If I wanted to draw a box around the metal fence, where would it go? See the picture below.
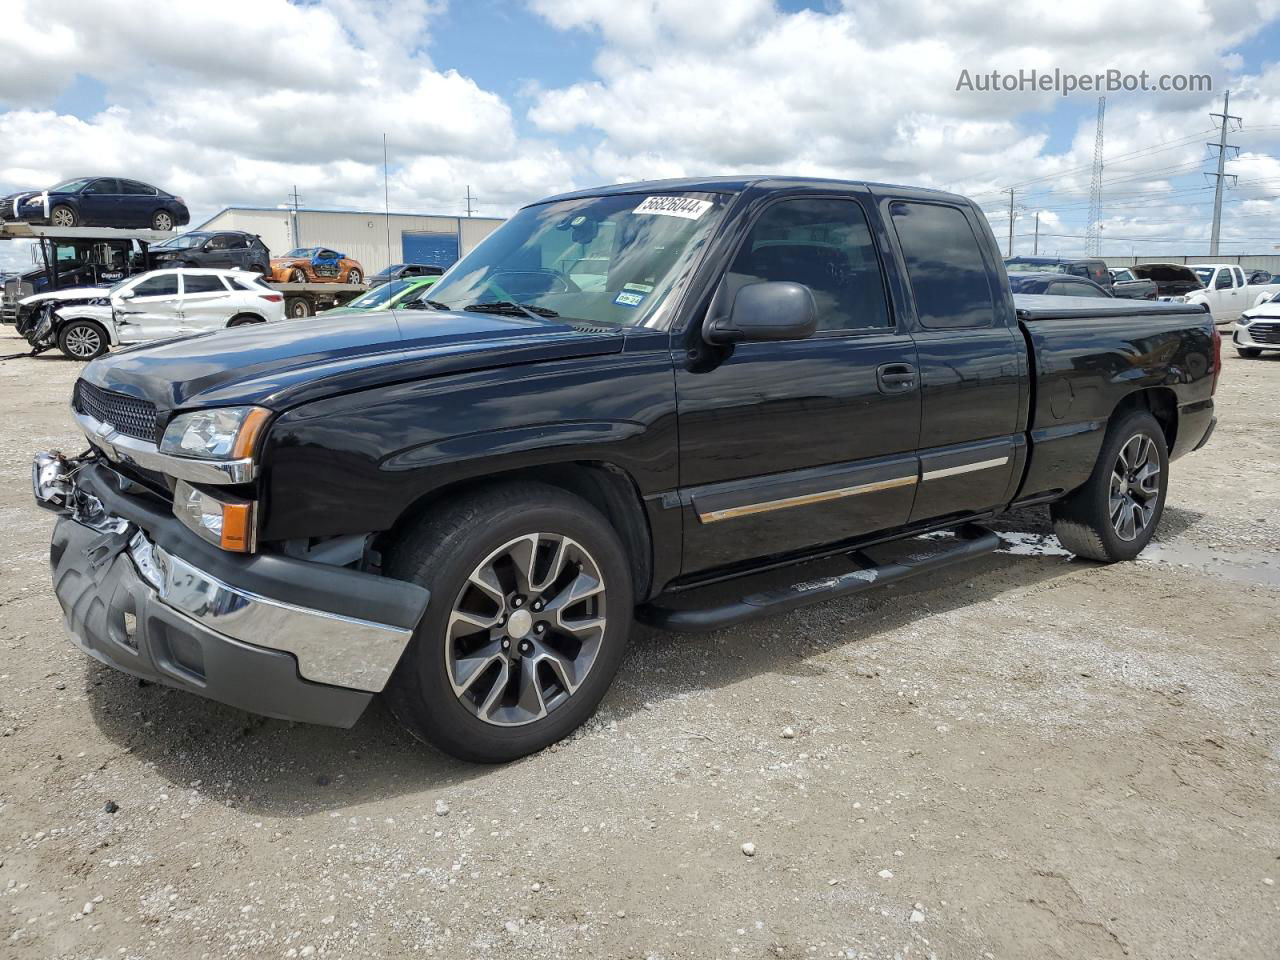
[1102,254,1280,273]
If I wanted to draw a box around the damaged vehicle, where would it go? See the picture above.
[33,177,1218,763]
[1131,262,1206,300]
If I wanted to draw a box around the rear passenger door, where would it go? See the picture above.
[119,180,157,227]
[178,274,236,332]
[886,200,1024,524]
[675,194,921,574]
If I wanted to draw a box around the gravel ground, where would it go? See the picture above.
[1,331,1277,960]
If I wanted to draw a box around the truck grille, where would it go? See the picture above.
[1248,321,1280,345]
[73,381,159,444]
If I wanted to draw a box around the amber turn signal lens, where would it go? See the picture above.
[231,407,272,460]
[219,502,254,552]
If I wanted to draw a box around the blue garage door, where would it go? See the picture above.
[402,232,460,269]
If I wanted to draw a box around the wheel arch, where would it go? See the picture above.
[380,460,655,600]
[226,312,267,327]
[55,313,116,345]
[1111,386,1177,451]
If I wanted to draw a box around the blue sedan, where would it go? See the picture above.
[1,177,190,231]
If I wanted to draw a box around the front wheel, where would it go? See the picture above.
[1051,411,1168,562]
[49,205,78,228]
[1237,347,1263,358]
[290,268,308,284]
[384,483,634,763]
[346,269,362,285]
[57,320,109,360]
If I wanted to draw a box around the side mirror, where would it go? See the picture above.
[116,288,136,300]
[703,281,817,345]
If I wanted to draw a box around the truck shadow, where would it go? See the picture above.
[82,506,1143,814]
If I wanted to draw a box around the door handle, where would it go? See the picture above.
[877,362,917,394]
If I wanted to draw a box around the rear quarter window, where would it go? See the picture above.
[890,201,996,329]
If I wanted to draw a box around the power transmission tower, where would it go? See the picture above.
[1207,90,1241,256]
[464,185,477,217]
[1085,97,1105,256]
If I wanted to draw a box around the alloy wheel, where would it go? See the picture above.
[444,533,607,727]
[153,212,173,231]
[51,208,75,228]
[64,326,101,359]
[1109,433,1161,541]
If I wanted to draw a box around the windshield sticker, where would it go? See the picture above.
[633,196,713,220]
[623,282,654,293]
[614,290,646,307]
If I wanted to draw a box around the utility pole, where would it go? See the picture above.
[287,185,302,247]
[382,134,393,271]
[464,185,476,217]
[1086,97,1105,256]
[1208,90,1241,257]
[1005,188,1015,256]
[1033,212,1040,255]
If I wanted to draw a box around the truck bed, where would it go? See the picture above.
[1013,294,1207,321]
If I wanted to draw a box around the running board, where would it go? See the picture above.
[636,524,1000,633]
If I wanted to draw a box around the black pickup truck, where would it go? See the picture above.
[33,177,1218,762]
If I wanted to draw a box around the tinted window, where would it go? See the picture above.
[1215,270,1233,289]
[183,275,225,294]
[1234,267,1246,287]
[205,235,229,250]
[223,234,248,249]
[83,179,118,195]
[227,275,264,291]
[727,197,890,331]
[120,180,155,196]
[133,274,179,296]
[1049,281,1098,298]
[890,202,995,329]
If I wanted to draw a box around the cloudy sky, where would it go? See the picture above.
[3,0,1280,271]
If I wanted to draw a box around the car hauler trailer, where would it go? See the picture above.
[267,281,369,319]
[1,222,171,323]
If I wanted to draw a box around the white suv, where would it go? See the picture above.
[19,268,286,360]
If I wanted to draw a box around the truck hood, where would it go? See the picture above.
[79,308,626,416]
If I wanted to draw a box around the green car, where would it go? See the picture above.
[321,275,439,316]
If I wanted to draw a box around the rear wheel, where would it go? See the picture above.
[227,314,265,327]
[1051,411,1168,562]
[151,210,175,231]
[1237,347,1263,358]
[49,205,78,228]
[346,268,362,285]
[57,320,108,360]
[384,483,633,763]
[284,297,312,319]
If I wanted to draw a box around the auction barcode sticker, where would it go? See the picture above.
[633,196,713,220]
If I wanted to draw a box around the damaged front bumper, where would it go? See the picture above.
[33,453,430,727]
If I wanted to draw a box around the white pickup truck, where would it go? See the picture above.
[1170,264,1280,324]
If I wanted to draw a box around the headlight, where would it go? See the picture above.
[174,480,257,552]
[1239,314,1253,325]
[159,406,270,461]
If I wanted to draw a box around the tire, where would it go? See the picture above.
[49,204,78,228]
[383,482,634,763]
[1050,411,1169,563]
[1237,347,1263,358]
[284,297,312,319]
[151,210,175,231]
[290,268,308,284]
[57,320,108,360]
[347,269,362,285]
[227,314,265,327]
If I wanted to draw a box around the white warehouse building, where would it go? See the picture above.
[195,207,505,275]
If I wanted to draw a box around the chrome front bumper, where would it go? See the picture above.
[34,453,431,721]
[126,532,413,692]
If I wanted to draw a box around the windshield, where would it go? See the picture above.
[284,248,316,257]
[344,278,415,310]
[1112,269,1134,282]
[426,192,728,329]
[154,232,211,250]
[373,264,404,278]
[48,178,92,194]
[1193,268,1214,285]
[1005,259,1066,274]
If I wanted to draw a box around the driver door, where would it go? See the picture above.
[113,272,184,342]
